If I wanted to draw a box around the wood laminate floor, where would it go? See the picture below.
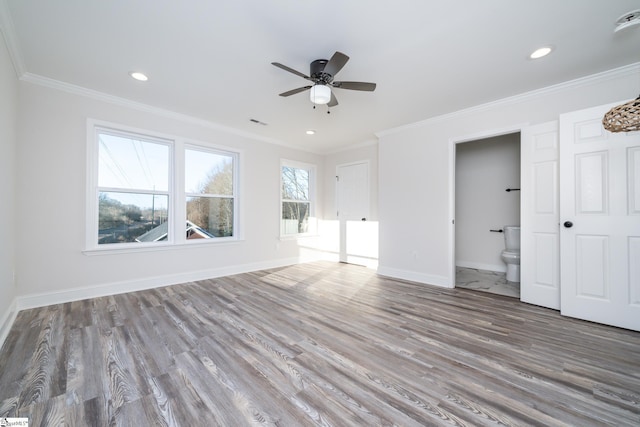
[1,261,639,426]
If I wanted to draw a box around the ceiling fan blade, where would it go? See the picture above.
[328,91,338,107]
[279,86,312,97]
[323,51,349,78]
[332,81,377,91]
[272,62,310,80]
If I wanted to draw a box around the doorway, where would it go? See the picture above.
[453,132,521,297]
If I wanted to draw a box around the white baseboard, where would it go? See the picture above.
[376,266,452,288]
[15,256,314,311]
[456,261,506,273]
[0,298,18,350]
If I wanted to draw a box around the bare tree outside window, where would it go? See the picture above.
[186,159,234,237]
[281,166,311,234]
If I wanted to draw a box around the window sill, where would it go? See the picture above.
[83,238,243,256]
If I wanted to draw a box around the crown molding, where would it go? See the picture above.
[376,62,640,138]
[19,72,324,154]
[0,1,26,78]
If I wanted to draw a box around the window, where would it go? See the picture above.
[281,161,315,236]
[185,147,235,238]
[96,130,170,245]
[88,123,239,249]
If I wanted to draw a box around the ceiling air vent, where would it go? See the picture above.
[615,9,640,32]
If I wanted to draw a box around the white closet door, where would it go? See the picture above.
[336,161,376,266]
[559,102,640,331]
[521,121,560,309]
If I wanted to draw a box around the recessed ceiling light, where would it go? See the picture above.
[129,71,148,81]
[306,130,316,135]
[529,47,553,59]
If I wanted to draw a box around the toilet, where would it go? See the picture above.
[501,226,520,282]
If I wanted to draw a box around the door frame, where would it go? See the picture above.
[448,124,528,288]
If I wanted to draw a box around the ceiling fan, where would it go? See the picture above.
[272,51,376,108]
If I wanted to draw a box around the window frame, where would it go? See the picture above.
[85,120,241,253]
[280,159,316,238]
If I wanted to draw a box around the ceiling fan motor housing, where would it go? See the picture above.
[310,59,331,82]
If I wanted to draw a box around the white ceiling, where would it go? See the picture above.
[3,1,640,153]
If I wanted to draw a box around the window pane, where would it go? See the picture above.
[282,167,309,201]
[185,149,233,195]
[98,192,169,244]
[186,197,234,237]
[98,133,169,191]
[282,201,309,234]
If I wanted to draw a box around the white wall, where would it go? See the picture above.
[377,64,640,287]
[0,29,18,339]
[14,81,326,305]
[455,133,520,272]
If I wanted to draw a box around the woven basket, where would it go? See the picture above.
[602,96,640,133]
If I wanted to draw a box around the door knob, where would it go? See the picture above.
[563,221,573,228]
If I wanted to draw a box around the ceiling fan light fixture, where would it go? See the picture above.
[310,84,331,105]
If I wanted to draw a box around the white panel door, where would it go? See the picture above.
[336,161,376,266]
[560,103,640,331]
[521,121,560,309]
